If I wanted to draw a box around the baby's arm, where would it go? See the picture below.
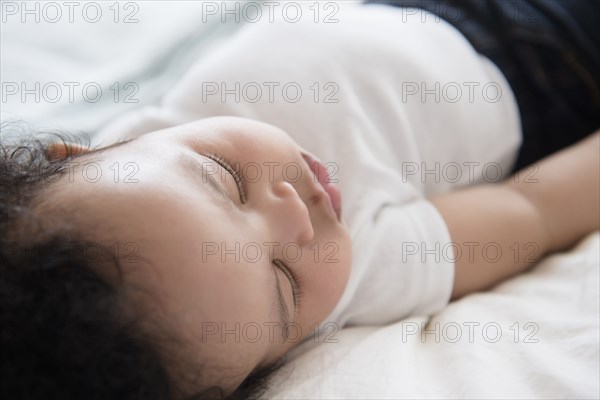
[430,131,599,300]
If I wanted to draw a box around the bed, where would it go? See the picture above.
[2,2,598,398]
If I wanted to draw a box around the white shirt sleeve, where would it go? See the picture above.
[323,199,455,328]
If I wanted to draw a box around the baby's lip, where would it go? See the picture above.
[300,151,342,222]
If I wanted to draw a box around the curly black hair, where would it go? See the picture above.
[0,121,282,400]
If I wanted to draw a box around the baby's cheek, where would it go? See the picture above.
[301,232,352,326]
[323,239,352,309]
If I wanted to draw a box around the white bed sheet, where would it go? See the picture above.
[0,1,247,133]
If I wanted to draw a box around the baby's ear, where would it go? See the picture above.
[46,142,90,161]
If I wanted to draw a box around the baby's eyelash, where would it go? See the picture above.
[273,259,304,311]
[206,152,247,204]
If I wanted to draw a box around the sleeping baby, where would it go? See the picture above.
[2,1,599,399]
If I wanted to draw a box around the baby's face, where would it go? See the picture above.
[57,116,351,394]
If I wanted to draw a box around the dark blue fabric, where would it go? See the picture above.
[364,0,600,171]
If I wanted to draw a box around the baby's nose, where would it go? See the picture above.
[269,180,314,246]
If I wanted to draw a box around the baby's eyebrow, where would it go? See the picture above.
[88,137,137,155]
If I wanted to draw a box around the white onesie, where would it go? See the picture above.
[93,3,522,332]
